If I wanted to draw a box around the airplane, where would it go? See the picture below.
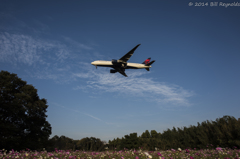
[91,44,155,77]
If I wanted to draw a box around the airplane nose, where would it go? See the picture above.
[91,61,95,65]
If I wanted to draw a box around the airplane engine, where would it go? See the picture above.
[110,69,117,73]
[122,63,127,68]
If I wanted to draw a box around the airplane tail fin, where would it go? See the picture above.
[146,60,155,66]
[143,57,155,66]
[142,58,151,65]
[144,59,155,71]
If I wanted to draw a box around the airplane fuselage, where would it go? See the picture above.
[91,60,152,69]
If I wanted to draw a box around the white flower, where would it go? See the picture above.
[144,152,152,158]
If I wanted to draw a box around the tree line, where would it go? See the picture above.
[47,115,240,151]
[108,115,240,151]
[46,136,106,152]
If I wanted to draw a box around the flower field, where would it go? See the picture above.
[1,148,240,159]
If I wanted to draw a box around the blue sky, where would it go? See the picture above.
[1,0,240,142]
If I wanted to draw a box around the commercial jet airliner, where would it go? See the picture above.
[91,44,155,77]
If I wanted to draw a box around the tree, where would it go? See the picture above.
[76,137,104,151]
[141,130,150,138]
[120,133,139,150]
[150,130,158,138]
[0,71,52,150]
[48,135,77,151]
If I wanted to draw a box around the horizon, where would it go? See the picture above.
[1,0,240,142]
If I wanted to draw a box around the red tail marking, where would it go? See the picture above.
[145,59,150,64]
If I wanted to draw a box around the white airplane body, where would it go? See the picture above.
[92,61,151,69]
[91,44,155,77]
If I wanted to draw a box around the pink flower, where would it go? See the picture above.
[157,152,162,156]
[216,147,222,151]
[135,156,139,159]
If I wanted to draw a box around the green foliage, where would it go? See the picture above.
[0,70,52,151]
[150,130,158,138]
[48,135,76,151]
[120,133,139,150]
[48,135,105,151]
[108,115,240,150]
[77,137,105,151]
[141,130,150,138]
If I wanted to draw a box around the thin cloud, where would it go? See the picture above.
[0,32,68,65]
[74,69,194,106]
[0,31,93,83]
[0,32,40,65]
[62,36,93,50]
[84,113,102,121]
[52,103,115,125]
[52,103,101,121]
[73,73,94,78]
[0,32,93,65]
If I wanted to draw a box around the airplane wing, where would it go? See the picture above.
[115,68,128,77]
[119,44,141,62]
